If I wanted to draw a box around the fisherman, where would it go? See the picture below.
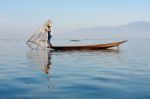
[45,24,52,48]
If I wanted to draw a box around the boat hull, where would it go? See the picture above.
[51,40,128,51]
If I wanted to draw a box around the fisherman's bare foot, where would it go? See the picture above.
[49,44,52,47]
[47,45,52,48]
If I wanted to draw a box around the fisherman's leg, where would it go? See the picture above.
[47,40,52,48]
[47,39,51,48]
[49,40,52,47]
[49,36,52,47]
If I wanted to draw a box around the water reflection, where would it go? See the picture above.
[26,49,54,90]
[26,49,52,74]
[54,48,121,54]
[44,50,52,74]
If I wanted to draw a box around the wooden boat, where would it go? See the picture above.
[51,40,128,51]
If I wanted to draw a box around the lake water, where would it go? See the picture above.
[0,39,150,99]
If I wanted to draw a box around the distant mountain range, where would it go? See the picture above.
[58,21,150,39]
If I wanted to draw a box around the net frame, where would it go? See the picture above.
[26,20,52,50]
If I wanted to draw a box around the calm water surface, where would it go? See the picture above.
[0,39,150,99]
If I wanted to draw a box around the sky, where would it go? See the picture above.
[0,0,150,39]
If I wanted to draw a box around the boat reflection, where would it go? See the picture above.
[26,49,52,74]
[54,48,121,53]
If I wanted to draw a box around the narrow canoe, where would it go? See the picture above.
[51,40,128,51]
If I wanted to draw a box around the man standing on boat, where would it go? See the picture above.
[45,24,52,48]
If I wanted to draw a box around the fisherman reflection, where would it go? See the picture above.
[44,50,52,74]
[26,49,54,90]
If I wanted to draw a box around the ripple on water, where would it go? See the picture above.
[0,40,150,99]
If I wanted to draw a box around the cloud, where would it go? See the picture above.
[0,17,11,24]
[0,17,12,38]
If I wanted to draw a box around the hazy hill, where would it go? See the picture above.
[59,21,150,39]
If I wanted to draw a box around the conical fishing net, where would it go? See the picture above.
[26,20,52,49]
